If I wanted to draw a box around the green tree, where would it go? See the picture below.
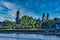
[54,18,60,23]
[41,19,55,29]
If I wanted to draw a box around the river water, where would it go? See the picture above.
[0,33,60,40]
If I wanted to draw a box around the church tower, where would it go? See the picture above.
[46,13,50,20]
[42,13,45,21]
[16,10,20,24]
[42,13,50,22]
[42,13,46,22]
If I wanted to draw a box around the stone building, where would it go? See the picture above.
[15,10,20,26]
[16,10,20,24]
[42,13,50,22]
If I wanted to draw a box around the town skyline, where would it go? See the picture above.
[0,8,59,22]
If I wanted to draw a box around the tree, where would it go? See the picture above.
[35,18,41,29]
[41,19,55,29]
[3,20,14,29]
[19,15,33,26]
[48,20,55,25]
[54,18,60,23]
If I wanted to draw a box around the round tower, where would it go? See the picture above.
[16,10,20,24]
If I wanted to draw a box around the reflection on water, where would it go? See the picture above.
[0,33,60,40]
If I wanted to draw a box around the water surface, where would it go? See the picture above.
[0,33,60,40]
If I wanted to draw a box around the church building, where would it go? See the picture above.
[42,13,50,22]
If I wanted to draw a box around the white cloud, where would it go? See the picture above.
[0,1,17,21]
[0,14,7,22]
[0,1,40,22]
[1,2,17,9]
[1,1,19,17]
[20,8,40,19]
[0,7,4,11]
[0,14,10,22]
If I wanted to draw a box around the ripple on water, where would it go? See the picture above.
[0,33,59,40]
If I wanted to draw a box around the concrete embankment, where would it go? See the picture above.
[0,29,60,35]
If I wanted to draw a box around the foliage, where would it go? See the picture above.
[54,18,60,23]
[48,20,55,25]
[0,15,59,29]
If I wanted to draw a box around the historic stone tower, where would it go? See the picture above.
[46,13,50,20]
[16,10,20,24]
[42,13,46,22]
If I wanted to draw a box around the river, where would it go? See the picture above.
[0,33,60,40]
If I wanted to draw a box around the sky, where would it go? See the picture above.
[0,0,60,22]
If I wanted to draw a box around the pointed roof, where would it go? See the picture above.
[42,13,45,17]
[47,13,49,17]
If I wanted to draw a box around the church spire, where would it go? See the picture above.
[47,13,49,17]
[46,13,50,20]
[43,13,45,17]
[42,13,46,22]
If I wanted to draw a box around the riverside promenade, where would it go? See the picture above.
[0,29,60,35]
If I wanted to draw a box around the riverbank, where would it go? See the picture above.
[0,29,60,36]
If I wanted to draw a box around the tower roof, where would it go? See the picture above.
[47,13,49,17]
[17,10,20,13]
[42,13,45,17]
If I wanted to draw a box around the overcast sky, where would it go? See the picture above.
[0,0,60,21]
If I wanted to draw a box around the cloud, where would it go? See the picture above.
[0,14,5,22]
[0,1,40,22]
[20,8,40,19]
[0,1,18,21]
[0,14,11,22]
[1,1,17,9]
[0,6,4,11]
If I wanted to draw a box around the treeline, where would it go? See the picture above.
[0,16,60,29]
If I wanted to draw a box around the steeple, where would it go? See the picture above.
[42,13,46,22]
[46,13,50,20]
[47,13,49,17]
[43,13,45,17]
